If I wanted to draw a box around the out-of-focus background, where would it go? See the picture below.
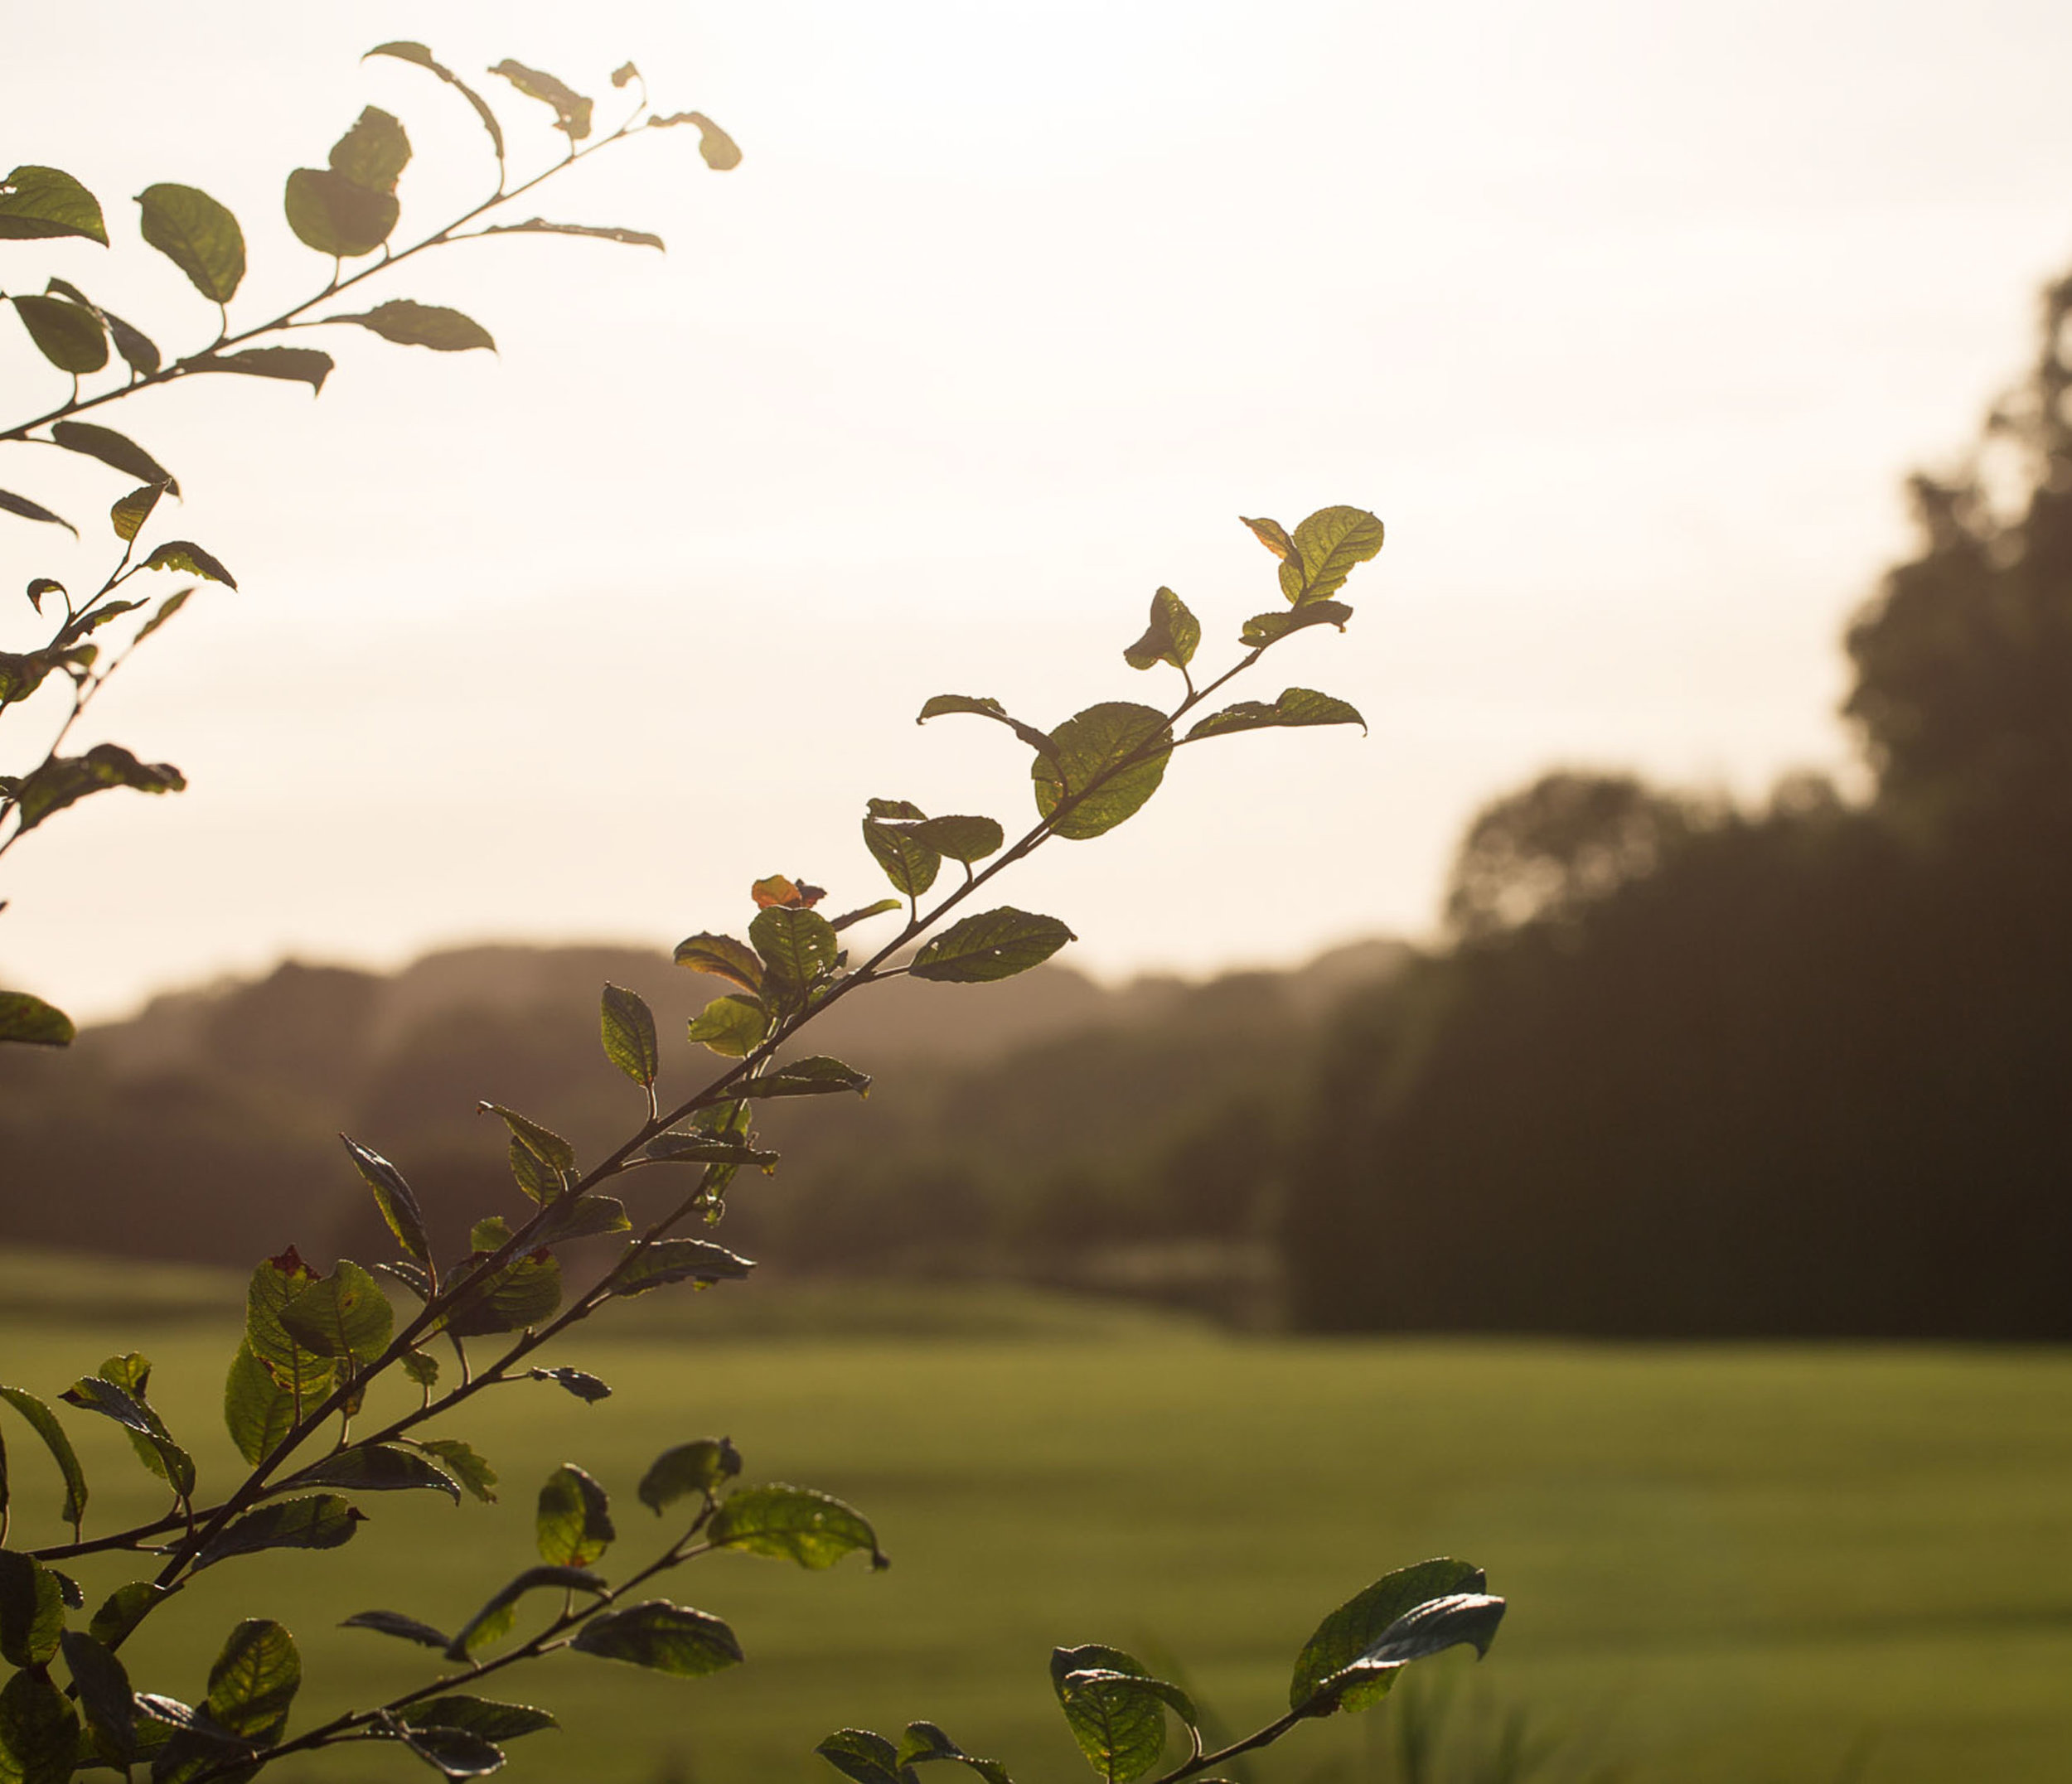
[4,4,2070,1782]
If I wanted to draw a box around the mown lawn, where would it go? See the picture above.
[2,1271,2067,1784]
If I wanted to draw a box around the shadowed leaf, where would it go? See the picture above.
[479,217,663,250]
[530,1366,611,1403]
[366,43,505,165]
[648,111,743,170]
[569,1601,742,1675]
[737,1056,869,1099]
[137,184,244,302]
[910,908,1075,983]
[637,1438,742,1516]
[418,1439,496,1503]
[284,167,399,258]
[13,294,108,375]
[195,1495,364,1570]
[341,1608,450,1650]
[0,1554,64,1666]
[1123,587,1199,673]
[674,932,763,994]
[57,1631,132,1763]
[0,1667,80,1784]
[327,300,495,352]
[1310,1594,1508,1710]
[187,346,333,392]
[488,61,593,141]
[341,1135,431,1262]
[917,694,1054,755]
[1185,689,1365,742]
[615,1238,755,1296]
[536,1464,614,1566]
[329,106,410,191]
[51,423,177,494]
[817,1728,906,1784]
[1288,1559,1488,1713]
[404,1698,556,1743]
[447,1566,604,1660]
[1240,602,1352,648]
[0,490,75,534]
[2,1388,86,1530]
[284,1443,461,1501]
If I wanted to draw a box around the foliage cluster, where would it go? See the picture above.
[2,43,1507,1784]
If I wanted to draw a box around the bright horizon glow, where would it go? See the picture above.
[7,1,2072,1021]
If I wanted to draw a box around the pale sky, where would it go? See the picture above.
[7,1,2072,1021]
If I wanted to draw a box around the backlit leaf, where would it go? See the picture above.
[395,1724,505,1778]
[1288,1559,1488,1714]
[51,423,177,494]
[488,61,593,141]
[6,743,185,835]
[1310,1594,1507,1710]
[109,481,163,541]
[186,347,334,392]
[1031,703,1171,839]
[1184,688,1365,742]
[816,1728,905,1784]
[60,1370,193,1497]
[615,1238,755,1296]
[737,1056,870,1099]
[222,1342,300,1467]
[279,1259,393,1364]
[0,166,106,244]
[447,1566,604,1660]
[569,1602,743,1675]
[141,540,235,586]
[649,111,743,171]
[1240,515,1297,562]
[708,1483,887,1569]
[12,294,108,375]
[1055,1661,1199,1784]
[685,993,766,1058]
[1280,505,1384,607]
[366,42,505,164]
[417,1438,497,1503]
[329,106,411,191]
[1239,602,1352,649]
[0,490,75,534]
[1123,587,1200,672]
[864,816,941,898]
[404,1698,555,1743]
[674,931,763,994]
[479,1102,576,1173]
[535,1464,614,1566]
[341,1134,431,1263]
[535,1193,632,1242]
[830,898,902,931]
[896,1722,1013,1784]
[284,167,399,258]
[917,694,1054,755]
[910,907,1074,983]
[205,1618,300,1744]
[195,1494,364,1570]
[749,905,840,993]
[637,1438,742,1516]
[600,982,660,1085]
[0,1667,79,1784]
[0,994,75,1047]
[478,218,663,250]
[640,1131,777,1169]
[136,184,244,302]
[327,299,495,352]
[911,814,1005,864]
[85,1582,167,1648]
[0,1389,85,1530]
[446,1246,561,1337]
[284,1443,461,1501]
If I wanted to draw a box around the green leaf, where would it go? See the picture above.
[341,1608,451,1650]
[206,1618,300,1744]
[0,1554,64,1667]
[136,184,244,302]
[109,481,163,542]
[910,907,1076,984]
[830,897,903,932]
[863,816,941,898]
[489,60,593,139]
[366,42,506,165]
[708,1483,888,1570]
[0,1667,80,1784]
[404,1698,556,1743]
[85,1583,166,1648]
[911,815,1006,863]
[59,1371,194,1497]
[46,281,157,375]
[0,994,75,1047]
[1288,1559,1489,1714]
[536,1464,614,1567]
[816,1728,906,1784]
[279,1259,393,1365]
[135,586,192,641]
[447,1566,604,1660]
[242,1246,330,1386]
[57,1630,133,1763]
[641,1131,777,1170]
[598,983,660,1085]
[896,1721,1012,1784]
[535,1193,632,1242]
[749,905,840,996]
[341,1134,432,1263]
[329,106,411,191]
[675,933,764,997]
[5,742,185,834]
[1055,1666,1199,1784]
[417,1438,498,1503]
[402,1352,440,1389]
[0,166,106,244]
[1240,513,1299,561]
[637,1438,742,1516]
[1032,703,1172,839]
[648,111,744,172]
[194,1494,364,1570]
[327,298,495,352]
[187,346,334,391]
[569,1601,743,1676]
[0,490,75,535]
[446,1246,561,1337]
[12,295,108,375]
[1280,505,1385,607]
[1185,688,1366,742]
[738,1056,871,1099]
[395,1724,506,1778]
[479,217,665,250]
[221,1342,299,1467]
[1311,1594,1508,1709]
[917,694,1055,755]
[478,1102,576,1173]
[1124,587,1200,672]
[49,423,177,495]
[285,167,399,258]
[867,797,927,820]
[284,1443,461,1501]
[1239,602,1353,648]
[615,1238,755,1297]
[141,540,235,587]
[529,1366,611,1404]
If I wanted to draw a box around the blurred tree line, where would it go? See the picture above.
[7,267,2069,1339]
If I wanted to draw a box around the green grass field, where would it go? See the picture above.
[2,1264,2067,1784]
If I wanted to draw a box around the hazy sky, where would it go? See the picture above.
[7,0,2072,1020]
